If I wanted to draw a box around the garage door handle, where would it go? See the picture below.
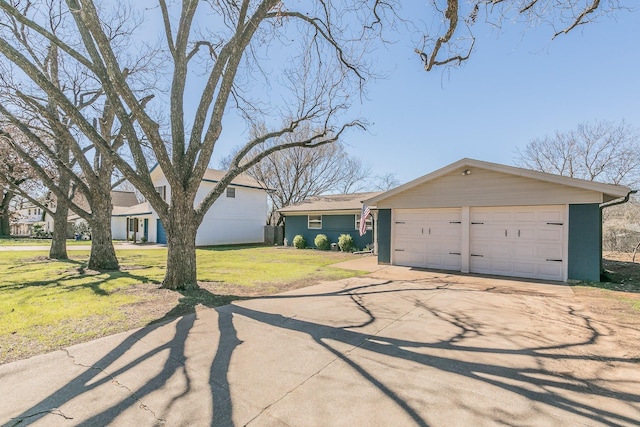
[471,222,484,225]
[547,222,563,225]
[395,249,405,252]
[546,258,563,262]
[470,254,484,257]
[395,221,405,224]
[449,252,461,255]
[449,221,461,224]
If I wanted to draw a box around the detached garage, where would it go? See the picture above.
[365,158,632,282]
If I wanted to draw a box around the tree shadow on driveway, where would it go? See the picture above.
[4,278,640,426]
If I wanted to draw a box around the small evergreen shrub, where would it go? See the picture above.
[293,235,306,249]
[338,234,354,252]
[314,234,330,250]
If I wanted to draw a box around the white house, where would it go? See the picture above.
[117,166,268,246]
[10,204,47,236]
[66,190,140,239]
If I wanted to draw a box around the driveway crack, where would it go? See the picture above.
[61,348,167,424]
[9,409,72,426]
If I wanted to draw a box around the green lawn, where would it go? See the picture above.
[0,246,363,363]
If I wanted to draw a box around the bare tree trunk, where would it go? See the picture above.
[0,191,13,236]
[49,198,69,259]
[162,198,199,290]
[49,156,71,259]
[87,191,118,270]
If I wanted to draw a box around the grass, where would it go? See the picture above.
[0,246,363,363]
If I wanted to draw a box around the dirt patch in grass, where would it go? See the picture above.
[601,251,640,291]
[572,251,640,332]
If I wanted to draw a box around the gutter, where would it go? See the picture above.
[599,189,637,210]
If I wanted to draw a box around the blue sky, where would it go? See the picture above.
[338,6,640,184]
[162,3,638,186]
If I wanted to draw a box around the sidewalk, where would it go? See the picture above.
[0,242,165,251]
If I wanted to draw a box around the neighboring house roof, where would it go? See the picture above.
[365,158,632,206]
[68,191,140,220]
[110,191,139,208]
[113,202,153,217]
[149,164,265,190]
[279,192,384,214]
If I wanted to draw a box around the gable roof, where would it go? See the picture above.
[365,158,632,205]
[279,192,383,214]
[110,191,139,208]
[149,164,264,190]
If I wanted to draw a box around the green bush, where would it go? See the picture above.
[338,234,354,252]
[314,234,330,250]
[293,235,306,249]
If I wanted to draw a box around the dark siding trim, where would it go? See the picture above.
[568,204,601,282]
[377,209,391,264]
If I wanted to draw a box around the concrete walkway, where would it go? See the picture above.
[0,242,165,251]
[1,265,639,426]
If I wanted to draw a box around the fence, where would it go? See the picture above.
[264,225,284,246]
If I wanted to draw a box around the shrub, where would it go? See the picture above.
[293,235,306,249]
[73,221,91,240]
[314,234,330,250]
[140,236,148,243]
[338,234,354,252]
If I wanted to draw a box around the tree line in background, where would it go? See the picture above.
[0,0,632,290]
[515,119,640,252]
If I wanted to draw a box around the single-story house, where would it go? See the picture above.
[118,166,268,246]
[279,192,383,250]
[364,158,633,282]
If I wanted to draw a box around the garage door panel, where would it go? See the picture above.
[538,228,563,241]
[470,206,565,281]
[394,208,461,271]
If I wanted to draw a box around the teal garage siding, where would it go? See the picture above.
[568,204,601,282]
[283,214,374,249]
[376,209,391,264]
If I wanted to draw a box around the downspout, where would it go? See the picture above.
[599,189,637,275]
[599,189,637,210]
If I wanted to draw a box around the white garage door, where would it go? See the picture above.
[393,208,462,271]
[469,206,565,281]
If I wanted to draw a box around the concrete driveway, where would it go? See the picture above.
[1,265,639,426]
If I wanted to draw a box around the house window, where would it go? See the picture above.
[355,214,373,231]
[226,187,236,198]
[308,215,322,229]
[129,218,139,232]
[155,185,167,201]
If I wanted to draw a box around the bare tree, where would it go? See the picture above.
[222,123,371,225]
[412,1,629,71]
[371,172,400,191]
[0,1,383,290]
[514,120,640,187]
[0,1,156,267]
[0,127,36,237]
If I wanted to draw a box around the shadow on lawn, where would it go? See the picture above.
[3,258,161,297]
[5,279,640,426]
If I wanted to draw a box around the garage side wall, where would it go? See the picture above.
[568,204,601,282]
[377,209,391,264]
